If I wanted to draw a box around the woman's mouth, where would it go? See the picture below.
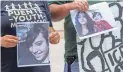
[33,51,44,58]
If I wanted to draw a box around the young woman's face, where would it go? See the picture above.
[78,13,87,25]
[93,13,102,22]
[29,32,48,61]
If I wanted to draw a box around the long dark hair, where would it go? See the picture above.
[75,12,95,36]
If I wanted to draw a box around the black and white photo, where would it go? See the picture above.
[16,22,50,67]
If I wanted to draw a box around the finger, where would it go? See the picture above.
[50,35,60,44]
[76,1,88,12]
[50,40,58,44]
[83,1,88,11]
[76,2,83,11]
[5,35,18,40]
[50,37,55,43]
[6,38,18,43]
[79,1,87,11]
[8,43,17,47]
[77,2,86,11]
[50,41,55,44]
[50,38,56,44]
[53,38,60,44]
[4,42,17,48]
[49,32,54,38]
[85,1,89,8]
[83,0,88,7]
[49,32,58,39]
[80,2,86,11]
[50,34,59,41]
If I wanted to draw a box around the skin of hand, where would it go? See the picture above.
[49,32,60,44]
[1,35,19,48]
[49,0,88,21]
[49,27,60,44]
[72,0,88,11]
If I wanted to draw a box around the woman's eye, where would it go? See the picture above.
[35,41,43,46]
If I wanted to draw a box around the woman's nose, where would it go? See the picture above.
[30,46,38,54]
[81,18,84,20]
[33,48,38,54]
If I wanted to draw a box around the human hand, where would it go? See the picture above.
[66,0,88,12]
[1,35,18,48]
[49,32,60,44]
[74,0,88,11]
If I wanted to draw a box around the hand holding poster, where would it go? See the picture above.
[70,2,117,39]
[16,22,50,67]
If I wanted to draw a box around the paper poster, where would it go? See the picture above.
[70,2,117,39]
[16,22,50,67]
